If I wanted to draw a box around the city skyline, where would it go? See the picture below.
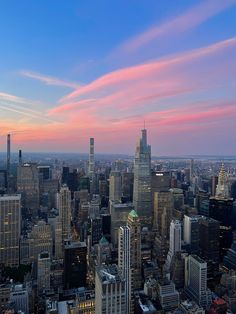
[1,0,236,155]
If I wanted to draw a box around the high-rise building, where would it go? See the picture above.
[7,134,10,192]
[0,194,21,267]
[199,217,220,264]
[95,264,126,314]
[127,209,142,289]
[153,191,173,236]
[56,185,71,241]
[109,171,122,202]
[64,241,87,289]
[121,172,134,202]
[17,163,39,213]
[133,129,152,226]
[37,251,51,294]
[185,255,212,309]
[28,220,53,264]
[166,220,182,270]
[88,138,96,195]
[118,226,131,314]
[215,163,229,199]
[184,215,200,254]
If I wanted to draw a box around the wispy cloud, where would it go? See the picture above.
[20,70,80,89]
[56,36,236,111]
[0,91,57,123]
[113,0,236,56]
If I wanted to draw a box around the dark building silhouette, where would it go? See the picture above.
[64,241,87,289]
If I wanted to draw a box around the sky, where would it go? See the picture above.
[0,0,236,156]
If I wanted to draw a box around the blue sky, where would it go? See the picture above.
[0,0,236,154]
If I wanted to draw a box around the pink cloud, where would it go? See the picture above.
[60,37,236,105]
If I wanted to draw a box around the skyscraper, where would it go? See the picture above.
[7,134,10,192]
[56,185,71,241]
[127,209,142,289]
[118,226,131,314]
[185,255,211,309]
[109,170,122,203]
[37,251,51,294]
[184,215,200,254]
[64,241,87,289]
[215,163,229,199]
[166,220,182,270]
[0,194,21,267]
[133,129,152,226]
[88,137,96,195]
[17,163,40,214]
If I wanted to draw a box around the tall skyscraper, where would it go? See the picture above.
[7,134,10,192]
[184,215,200,254]
[95,264,126,314]
[56,185,71,241]
[166,220,182,270]
[88,137,96,195]
[0,194,21,267]
[185,255,211,309]
[133,129,152,226]
[109,171,122,202]
[127,209,142,289]
[118,226,131,314]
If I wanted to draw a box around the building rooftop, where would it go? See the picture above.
[64,241,87,249]
[97,264,124,284]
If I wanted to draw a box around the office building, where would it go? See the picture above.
[199,217,220,264]
[56,185,71,241]
[9,284,29,314]
[133,129,152,226]
[166,220,182,270]
[64,241,87,289]
[121,172,134,202]
[118,226,131,314]
[185,255,212,309]
[37,252,51,293]
[95,264,126,314]
[110,201,133,246]
[0,194,21,267]
[109,170,122,202]
[17,163,39,213]
[153,191,173,236]
[184,215,200,254]
[127,209,142,289]
[157,279,180,311]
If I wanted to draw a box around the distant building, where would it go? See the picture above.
[56,185,71,241]
[17,163,39,213]
[109,171,122,202]
[133,129,152,227]
[0,194,21,267]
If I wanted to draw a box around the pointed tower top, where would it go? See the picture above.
[128,209,139,219]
